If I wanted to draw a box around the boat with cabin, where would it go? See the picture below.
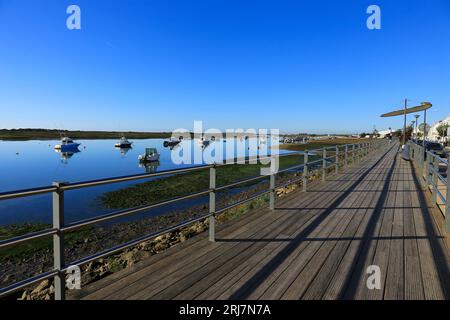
[54,137,80,151]
[163,137,182,148]
[138,148,160,163]
[115,136,133,148]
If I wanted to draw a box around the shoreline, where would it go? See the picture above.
[0,129,174,141]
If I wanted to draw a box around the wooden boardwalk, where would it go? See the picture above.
[71,143,450,300]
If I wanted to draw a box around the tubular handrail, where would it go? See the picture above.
[61,189,212,233]
[0,139,382,299]
[0,186,58,201]
[408,139,449,229]
[0,228,58,250]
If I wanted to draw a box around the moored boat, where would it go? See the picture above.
[115,136,133,148]
[163,137,182,148]
[54,137,80,151]
[138,148,160,163]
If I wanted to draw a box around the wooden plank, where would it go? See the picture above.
[341,147,398,299]
[128,200,318,300]
[262,155,381,299]
[403,158,425,300]
[302,154,388,299]
[194,163,371,300]
[286,149,390,299]
[322,152,389,299]
[246,149,393,300]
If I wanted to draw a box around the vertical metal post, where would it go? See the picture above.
[209,166,216,242]
[432,156,438,205]
[303,150,309,192]
[419,144,424,178]
[425,152,430,185]
[335,146,339,174]
[403,98,407,146]
[352,144,355,164]
[52,182,66,300]
[356,143,360,162]
[269,170,275,210]
[445,162,450,234]
[322,148,327,181]
[345,144,348,167]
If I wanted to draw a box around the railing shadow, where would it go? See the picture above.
[407,160,450,298]
[227,144,395,299]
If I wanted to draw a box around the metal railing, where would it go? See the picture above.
[409,140,449,233]
[0,140,383,300]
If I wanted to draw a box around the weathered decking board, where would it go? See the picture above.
[70,143,450,300]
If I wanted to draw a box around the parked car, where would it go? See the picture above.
[424,141,445,158]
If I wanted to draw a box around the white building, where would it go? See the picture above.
[426,116,450,143]
[377,129,393,138]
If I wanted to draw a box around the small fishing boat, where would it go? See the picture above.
[115,136,133,148]
[138,148,160,163]
[54,137,80,151]
[163,137,181,148]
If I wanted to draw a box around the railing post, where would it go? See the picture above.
[335,146,339,174]
[445,162,450,234]
[209,165,216,242]
[322,148,326,181]
[432,156,438,205]
[425,152,431,186]
[356,143,360,163]
[345,144,348,167]
[269,161,276,210]
[303,150,309,192]
[352,144,355,164]
[52,181,66,301]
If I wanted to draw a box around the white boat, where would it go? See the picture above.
[115,136,133,148]
[163,137,181,148]
[138,148,160,163]
[54,137,80,151]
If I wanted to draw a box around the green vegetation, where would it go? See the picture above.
[0,224,91,261]
[436,124,449,138]
[278,138,371,151]
[101,154,311,209]
[0,129,176,141]
[217,194,269,223]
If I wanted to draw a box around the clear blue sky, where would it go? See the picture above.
[0,0,449,134]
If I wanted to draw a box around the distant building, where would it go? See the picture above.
[424,116,450,142]
[377,129,393,138]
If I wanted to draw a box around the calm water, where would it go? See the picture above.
[0,138,288,225]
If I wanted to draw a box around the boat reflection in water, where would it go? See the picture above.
[55,148,80,164]
[139,161,160,173]
[116,146,132,157]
